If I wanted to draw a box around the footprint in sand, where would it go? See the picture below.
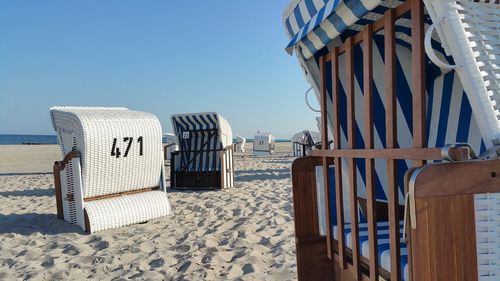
[148,258,165,269]
[62,244,80,255]
[40,257,54,268]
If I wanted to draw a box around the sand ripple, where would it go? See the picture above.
[0,143,297,280]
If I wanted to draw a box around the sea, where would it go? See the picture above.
[0,134,58,145]
[0,134,291,145]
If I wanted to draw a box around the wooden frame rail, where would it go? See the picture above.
[316,0,426,280]
[53,149,81,219]
[407,157,500,281]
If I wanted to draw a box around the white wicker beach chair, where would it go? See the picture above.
[170,112,234,189]
[424,0,500,147]
[253,132,276,157]
[50,106,171,233]
[235,135,246,152]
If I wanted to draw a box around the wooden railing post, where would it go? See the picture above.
[411,0,426,168]
[320,55,334,260]
[332,47,346,269]
[384,8,402,281]
[363,23,379,281]
[346,36,361,280]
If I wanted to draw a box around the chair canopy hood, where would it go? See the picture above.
[171,112,233,148]
[283,0,390,59]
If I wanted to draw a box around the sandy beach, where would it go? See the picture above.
[0,143,298,280]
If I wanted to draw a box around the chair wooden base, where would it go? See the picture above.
[171,171,222,190]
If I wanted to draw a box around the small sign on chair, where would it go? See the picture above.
[182,132,190,139]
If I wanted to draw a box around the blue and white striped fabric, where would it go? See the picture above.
[284,0,404,58]
[171,113,227,172]
[333,221,409,280]
[329,36,485,213]
[321,36,485,280]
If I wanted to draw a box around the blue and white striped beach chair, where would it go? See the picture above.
[170,112,234,189]
[284,0,500,280]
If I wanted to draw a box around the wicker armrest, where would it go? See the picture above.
[53,149,81,219]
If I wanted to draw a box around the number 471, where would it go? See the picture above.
[111,136,143,158]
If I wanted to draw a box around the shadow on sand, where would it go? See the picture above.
[235,168,291,182]
[0,172,53,176]
[0,187,55,198]
[0,213,83,235]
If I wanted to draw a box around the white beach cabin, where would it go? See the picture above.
[235,135,246,152]
[253,132,275,157]
[170,112,234,189]
[50,106,171,233]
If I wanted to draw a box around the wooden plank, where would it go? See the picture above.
[291,157,336,281]
[411,197,431,281]
[346,36,361,280]
[411,0,426,168]
[308,147,463,160]
[84,186,160,202]
[333,250,372,281]
[332,47,346,269]
[296,238,336,281]
[411,172,482,281]
[412,157,500,197]
[363,24,379,281]
[384,9,401,281]
[319,55,334,259]
[452,196,479,281]
[53,162,64,219]
[291,156,323,238]
[427,198,457,280]
[52,150,81,219]
[414,195,479,281]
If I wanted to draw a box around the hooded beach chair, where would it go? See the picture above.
[253,132,276,157]
[163,133,179,161]
[235,135,246,152]
[170,112,234,189]
[50,106,171,233]
[291,130,322,157]
[284,0,500,280]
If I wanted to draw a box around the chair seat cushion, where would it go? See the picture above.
[84,190,170,233]
[333,221,408,280]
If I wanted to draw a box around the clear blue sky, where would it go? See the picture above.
[0,1,319,139]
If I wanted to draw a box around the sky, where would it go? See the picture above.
[0,1,319,139]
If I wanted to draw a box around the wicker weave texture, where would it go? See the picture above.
[85,190,170,233]
[458,0,500,116]
[51,106,164,198]
[425,0,500,147]
[474,193,500,279]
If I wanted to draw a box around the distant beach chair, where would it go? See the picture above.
[291,130,321,157]
[284,0,500,280]
[163,133,178,161]
[50,106,171,233]
[170,112,234,189]
[234,135,246,152]
[253,132,275,157]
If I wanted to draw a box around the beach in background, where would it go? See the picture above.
[0,142,298,280]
